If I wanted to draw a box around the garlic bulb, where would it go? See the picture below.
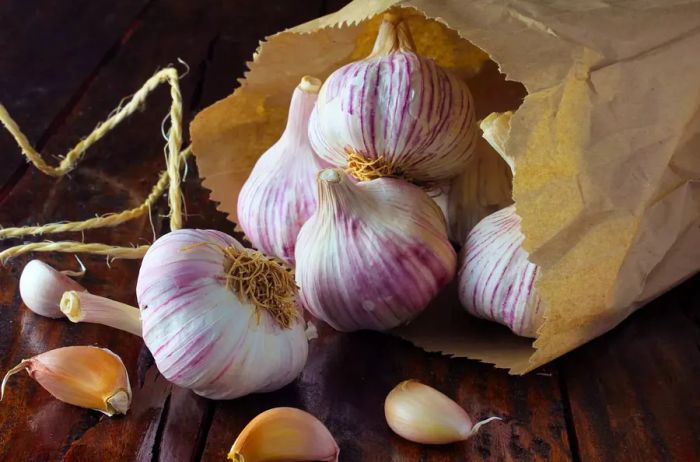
[458,205,543,337]
[308,13,477,184]
[238,75,327,266]
[229,407,339,462]
[19,259,86,318]
[385,380,501,445]
[136,229,308,399]
[295,169,456,331]
[1,346,131,416]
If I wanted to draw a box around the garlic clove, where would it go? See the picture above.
[1,346,131,416]
[237,75,328,266]
[19,259,86,318]
[228,407,339,462]
[295,169,456,332]
[60,290,143,337]
[309,13,477,184]
[458,205,543,337]
[385,380,501,445]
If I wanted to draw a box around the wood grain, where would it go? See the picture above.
[561,277,700,462]
[0,0,151,193]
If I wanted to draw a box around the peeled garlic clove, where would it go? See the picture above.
[228,407,339,462]
[458,205,543,337]
[385,380,501,445]
[1,346,131,416]
[308,13,477,184]
[60,291,143,337]
[137,229,308,399]
[238,75,328,266]
[19,259,86,318]
[295,169,456,332]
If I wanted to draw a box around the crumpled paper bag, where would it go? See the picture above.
[190,0,700,373]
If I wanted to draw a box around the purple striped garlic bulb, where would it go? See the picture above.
[458,205,543,337]
[238,76,327,266]
[295,169,456,332]
[136,229,308,399]
[308,13,477,184]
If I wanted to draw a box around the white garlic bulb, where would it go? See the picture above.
[295,169,456,332]
[136,229,308,399]
[458,205,543,337]
[308,13,477,184]
[238,76,327,266]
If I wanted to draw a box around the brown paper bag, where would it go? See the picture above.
[190,0,700,373]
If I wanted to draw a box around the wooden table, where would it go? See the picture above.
[0,1,698,460]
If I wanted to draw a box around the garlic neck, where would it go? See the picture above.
[369,13,416,58]
[316,169,373,222]
[280,77,320,147]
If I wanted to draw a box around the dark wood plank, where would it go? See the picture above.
[0,0,151,192]
[561,275,700,462]
[0,0,224,460]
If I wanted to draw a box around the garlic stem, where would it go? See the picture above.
[299,75,322,93]
[471,416,503,436]
[60,291,142,337]
[369,12,416,57]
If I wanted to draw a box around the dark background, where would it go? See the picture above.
[0,0,698,460]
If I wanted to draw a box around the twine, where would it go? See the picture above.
[0,67,188,263]
[0,242,148,263]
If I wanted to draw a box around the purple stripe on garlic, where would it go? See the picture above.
[308,14,477,183]
[237,76,328,266]
[295,169,456,332]
[458,205,543,337]
[136,229,308,400]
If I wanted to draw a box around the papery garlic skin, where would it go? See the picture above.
[295,169,456,332]
[1,346,131,416]
[458,205,543,337]
[308,14,477,183]
[229,407,339,462]
[238,76,327,266]
[136,229,308,400]
[19,259,86,318]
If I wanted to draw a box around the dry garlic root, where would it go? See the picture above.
[309,13,477,184]
[229,407,339,462]
[238,76,328,266]
[385,380,501,444]
[295,168,455,331]
[1,346,131,416]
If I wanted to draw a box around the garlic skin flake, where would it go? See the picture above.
[1,346,131,416]
[229,407,339,462]
[136,229,308,400]
[295,169,456,332]
[458,205,543,337]
[19,259,86,318]
[308,13,477,183]
[385,380,501,445]
[238,75,327,266]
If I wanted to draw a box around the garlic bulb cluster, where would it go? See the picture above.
[237,76,327,266]
[458,205,543,337]
[229,407,339,462]
[295,169,456,331]
[308,13,477,184]
[136,229,308,399]
[385,380,501,445]
[2,346,131,416]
